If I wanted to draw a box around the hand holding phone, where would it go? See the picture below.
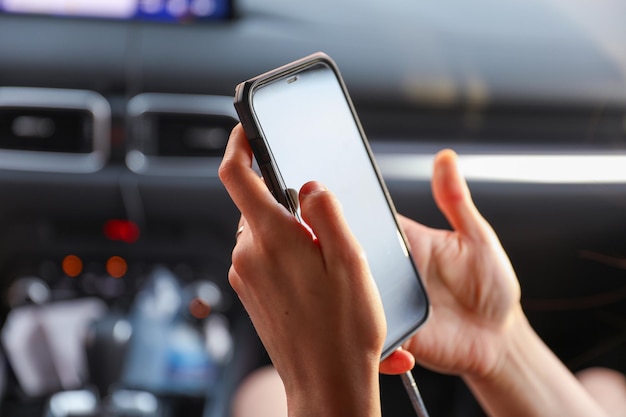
[233,52,429,359]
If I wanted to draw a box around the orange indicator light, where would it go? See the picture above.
[62,255,83,277]
[106,256,128,278]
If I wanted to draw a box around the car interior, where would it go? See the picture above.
[0,1,625,416]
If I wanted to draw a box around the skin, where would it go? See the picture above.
[220,124,385,417]
[220,124,609,417]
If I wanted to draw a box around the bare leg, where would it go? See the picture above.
[231,366,288,417]
[232,365,626,417]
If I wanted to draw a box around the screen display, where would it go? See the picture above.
[249,62,429,357]
[0,0,233,22]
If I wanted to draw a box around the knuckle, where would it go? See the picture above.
[303,189,342,221]
[218,157,236,186]
[331,240,368,272]
[227,266,244,295]
[347,246,370,271]
[230,244,249,273]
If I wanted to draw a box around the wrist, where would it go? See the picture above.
[465,304,531,383]
[462,306,608,417]
[285,354,382,417]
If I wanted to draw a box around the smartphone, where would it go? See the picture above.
[234,52,429,359]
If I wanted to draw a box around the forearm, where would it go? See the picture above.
[463,308,608,417]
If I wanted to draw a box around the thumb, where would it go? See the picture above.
[298,181,365,263]
[432,149,491,240]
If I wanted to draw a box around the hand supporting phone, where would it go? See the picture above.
[234,52,431,416]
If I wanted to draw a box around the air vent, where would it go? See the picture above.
[0,87,110,173]
[126,93,238,176]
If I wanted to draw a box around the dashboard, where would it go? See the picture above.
[0,1,625,416]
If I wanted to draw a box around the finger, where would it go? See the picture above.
[431,149,491,240]
[235,215,248,241]
[219,124,286,230]
[397,214,435,249]
[380,348,415,375]
[396,215,436,277]
[237,215,246,230]
[298,181,365,266]
[230,216,259,286]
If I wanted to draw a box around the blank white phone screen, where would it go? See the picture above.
[250,62,428,356]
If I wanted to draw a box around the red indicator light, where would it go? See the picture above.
[104,219,140,243]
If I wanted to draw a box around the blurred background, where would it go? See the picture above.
[0,0,625,416]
